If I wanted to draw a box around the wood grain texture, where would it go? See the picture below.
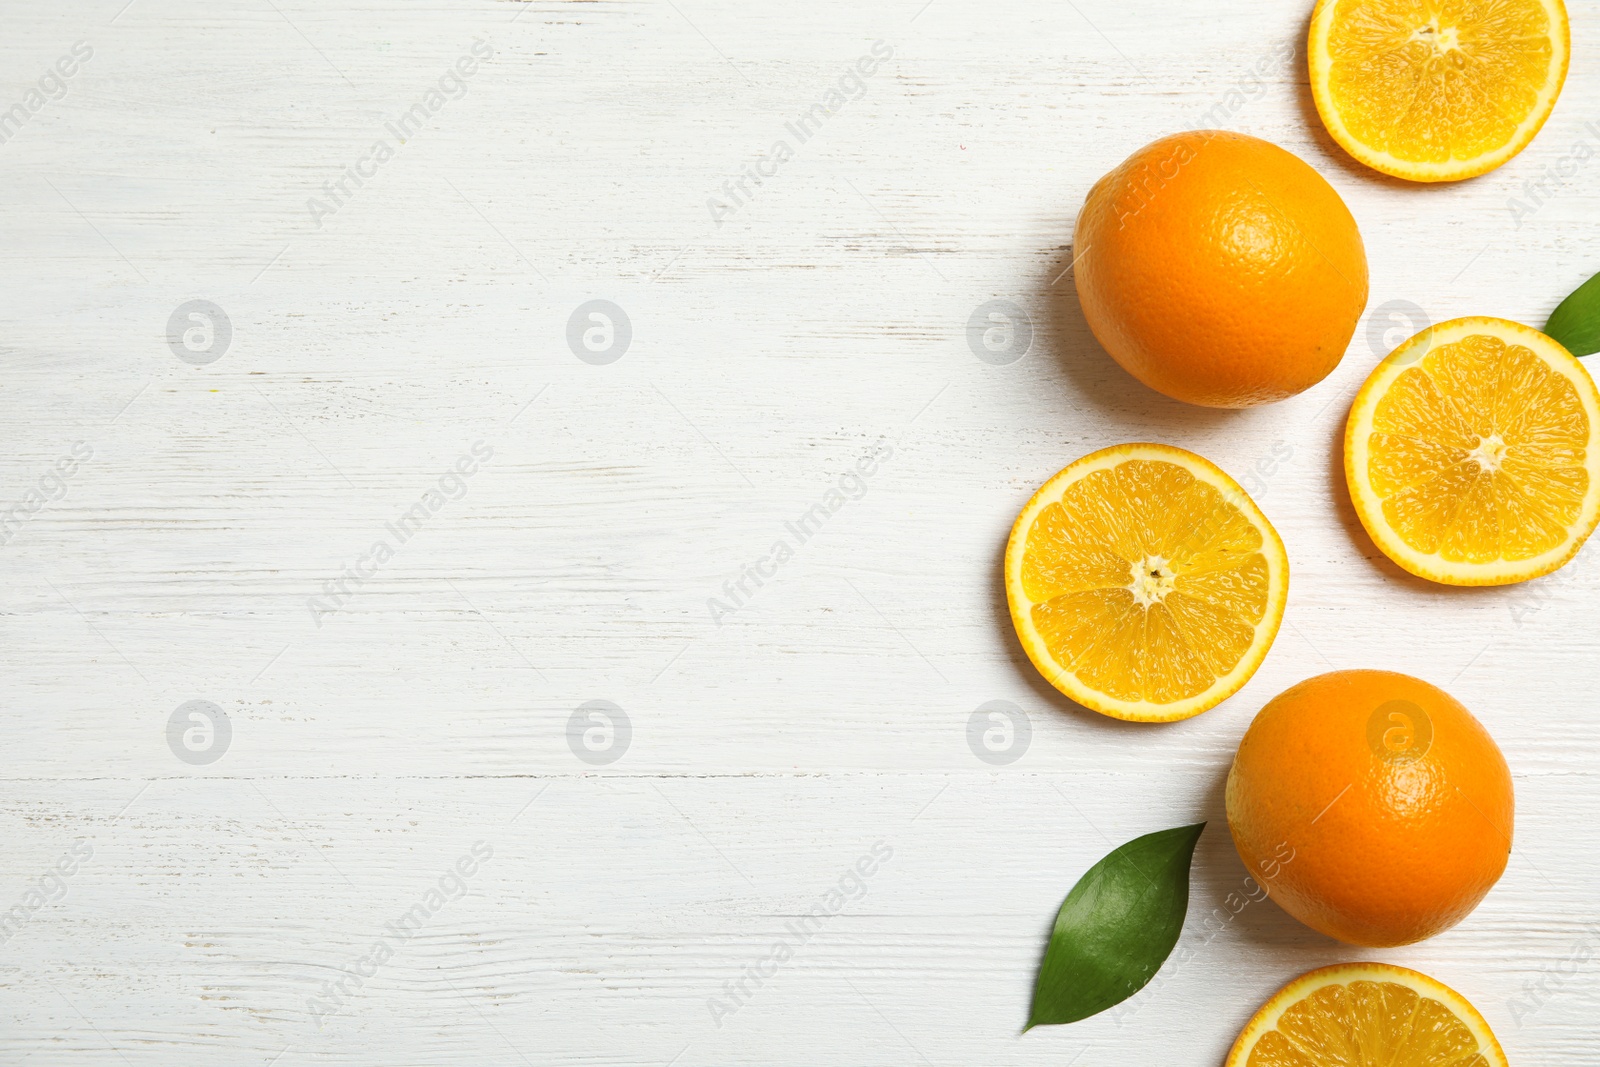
[3,0,1600,1062]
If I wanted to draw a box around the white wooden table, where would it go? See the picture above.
[3,0,1598,1062]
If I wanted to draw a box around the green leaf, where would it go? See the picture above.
[1545,269,1600,357]
[1025,822,1204,1030]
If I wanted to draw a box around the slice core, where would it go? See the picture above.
[1004,443,1288,722]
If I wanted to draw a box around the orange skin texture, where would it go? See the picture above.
[1074,131,1369,408]
[1226,670,1513,947]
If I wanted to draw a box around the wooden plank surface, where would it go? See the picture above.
[2,0,1599,1062]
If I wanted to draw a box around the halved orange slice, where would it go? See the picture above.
[1004,443,1288,722]
[1226,963,1508,1067]
[1309,0,1569,181]
[1346,316,1600,585]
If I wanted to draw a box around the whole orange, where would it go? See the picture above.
[1225,670,1513,947]
[1073,131,1368,407]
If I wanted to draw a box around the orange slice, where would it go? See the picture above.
[1309,0,1569,181]
[1003,443,1288,722]
[1345,316,1600,585]
[1226,963,1508,1067]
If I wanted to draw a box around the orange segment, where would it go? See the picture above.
[1004,444,1288,722]
[1309,0,1569,181]
[1345,316,1600,585]
[1226,964,1507,1067]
